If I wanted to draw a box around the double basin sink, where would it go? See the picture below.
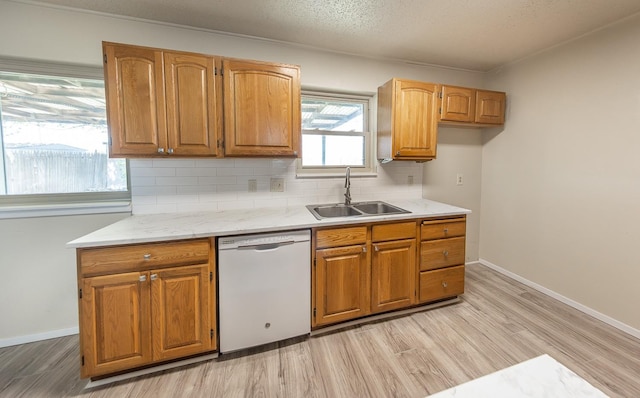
[306,201,410,220]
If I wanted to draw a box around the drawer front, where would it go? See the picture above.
[420,236,465,271]
[79,239,211,276]
[419,265,465,303]
[371,221,416,242]
[421,218,466,241]
[315,226,367,249]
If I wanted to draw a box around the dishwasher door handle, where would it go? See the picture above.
[236,240,296,251]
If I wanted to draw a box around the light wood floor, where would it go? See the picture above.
[2,263,639,397]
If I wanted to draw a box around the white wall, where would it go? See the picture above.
[0,213,129,346]
[0,1,485,343]
[481,14,640,330]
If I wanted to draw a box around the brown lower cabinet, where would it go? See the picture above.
[419,265,465,303]
[312,216,465,329]
[77,239,216,379]
[315,244,370,326]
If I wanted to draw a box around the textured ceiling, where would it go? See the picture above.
[24,0,640,71]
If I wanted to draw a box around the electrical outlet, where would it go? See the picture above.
[248,179,257,192]
[270,177,285,192]
[408,175,414,186]
[456,174,464,186]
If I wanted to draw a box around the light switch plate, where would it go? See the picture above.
[270,177,285,192]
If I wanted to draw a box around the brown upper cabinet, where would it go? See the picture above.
[103,42,221,157]
[439,84,506,126]
[103,42,301,158]
[223,59,301,157]
[377,78,440,161]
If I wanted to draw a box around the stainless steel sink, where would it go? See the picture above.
[306,201,410,220]
[352,202,405,215]
[311,204,362,218]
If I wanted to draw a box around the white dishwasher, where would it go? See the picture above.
[217,229,311,353]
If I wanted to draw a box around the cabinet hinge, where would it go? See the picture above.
[81,355,85,366]
[209,272,213,282]
[210,329,214,339]
[103,54,107,64]
[313,258,316,267]
[439,107,442,114]
[313,308,316,318]
[78,288,82,299]
[438,92,442,99]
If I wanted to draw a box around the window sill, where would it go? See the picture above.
[0,201,132,219]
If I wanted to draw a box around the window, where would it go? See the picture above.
[0,61,128,208]
[298,91,375,176]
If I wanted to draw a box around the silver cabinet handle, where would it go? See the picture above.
[442,281,448,288]
[167,148,174,154]
[362,246,367,253]
[150,274,158,281]
[157,148,165,153]
[143,254,151,260]
[139,275,147,282]
[443,250,449,256]
[374,245,379,252]
[443,227,449,234]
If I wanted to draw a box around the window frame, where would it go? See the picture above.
[297,90,377,178]
[0,57,131,217]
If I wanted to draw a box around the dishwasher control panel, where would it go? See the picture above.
[218,229,310,250]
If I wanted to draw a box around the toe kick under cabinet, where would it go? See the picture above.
[76,238,216,379]
[312,215,466,329]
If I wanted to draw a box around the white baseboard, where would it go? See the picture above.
[476,258,640,340]
[0,327,79,348]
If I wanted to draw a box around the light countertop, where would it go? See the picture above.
[427,354,607,398]
[67,198,470,248]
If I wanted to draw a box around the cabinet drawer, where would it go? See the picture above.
[371,221,416,242]
[419,265,465,303]
[315,226,367,249]
[79,239,211,276]
[421,218,466,241]
[420,236,465,271]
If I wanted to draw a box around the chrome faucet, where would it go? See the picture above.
[344,167,351,205]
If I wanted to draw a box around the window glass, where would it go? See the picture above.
[299,92,373,175]
[0,71,127,197]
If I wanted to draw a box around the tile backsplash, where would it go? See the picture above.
[130,158,424,214]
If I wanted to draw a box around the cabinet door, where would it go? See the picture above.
[440,85,475,123]
[223,59,301,156]
[314,245,369,327]
[151,264,212,361]
[475,90,505,125]
[164,52,221,156]
[371,239,416,313]
[103,43,167,156]
[393,79,439,159]
[81,272,151,378]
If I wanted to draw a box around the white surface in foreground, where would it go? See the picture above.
[427,354,608,398]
